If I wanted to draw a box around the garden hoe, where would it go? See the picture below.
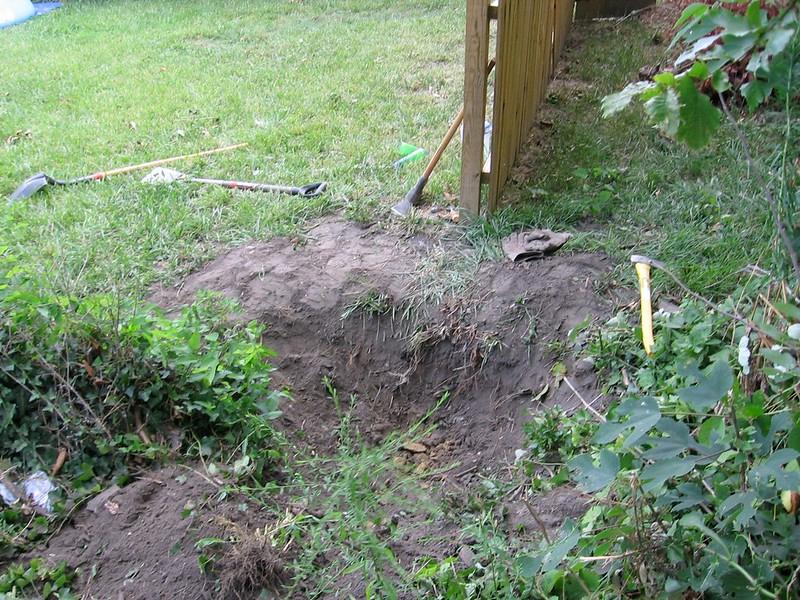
[392,58,495,218]
[8,143,247,203]
[141,167,328,198]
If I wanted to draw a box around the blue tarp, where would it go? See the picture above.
[0,0,61,29]
[35,2,62,16]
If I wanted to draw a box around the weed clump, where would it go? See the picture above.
[0,249,284,523]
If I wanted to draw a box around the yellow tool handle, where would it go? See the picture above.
[635,262,654,355]
[97,143,248,178]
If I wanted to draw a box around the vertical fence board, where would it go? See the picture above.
[460,0,491,216]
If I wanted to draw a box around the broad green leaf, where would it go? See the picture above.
[697,416,726,446]
[671,483,707,511]
[786,425,800,453]
[673,14,718,49]
[760,347,796,371]
[711,69,731,92]
[675,76,720,149]
[773,302,800,322]
[748,448,800,490]
[569,450,620,492]
[741,79,773,111]
[653,71,677,86]
[677,359,732,412]
[719,491,758,529]
[191,351,220,387]
[187,331,201,352]
[745,1,765,28]
[765,27,796,57]
[740,393,765,419]
[711,10,754,36]
[716,32,759,63]
[645,89,681,137]
[676,34,720,66]
[539,522,580,572]
[594,396,661,448]
[516,554,541,578]
[686,61,710,80]
[601,81,655,117]
[641,456,698,492]
[643,418,694,460]
[675,2,710,29]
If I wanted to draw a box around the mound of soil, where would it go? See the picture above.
[153,219,613,475]
[30,467,226,600]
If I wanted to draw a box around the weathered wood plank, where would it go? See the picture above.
[459,0,491,216]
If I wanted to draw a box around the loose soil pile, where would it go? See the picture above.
[153,219,613,473]
[33,466,227,600]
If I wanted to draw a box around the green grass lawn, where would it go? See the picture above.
[1,0,466,295]
[2,1,789,300]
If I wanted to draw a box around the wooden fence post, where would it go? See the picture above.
[459,0,490,217]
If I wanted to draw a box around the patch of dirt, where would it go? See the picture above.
[26,466,233,600]
[20,211,614,600]
[152,219,613,476]
[505,486,591,539]
[640,2,684,39]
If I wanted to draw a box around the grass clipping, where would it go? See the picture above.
[214,519,290,599]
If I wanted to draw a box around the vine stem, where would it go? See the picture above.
[718,93,800,281]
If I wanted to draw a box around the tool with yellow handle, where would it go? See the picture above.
[631,255,655,356]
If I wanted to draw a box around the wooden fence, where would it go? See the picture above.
[460,0,575,215]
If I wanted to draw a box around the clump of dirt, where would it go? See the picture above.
[213,521,288,600]
[27,467,229,599]
[153,218,613,476]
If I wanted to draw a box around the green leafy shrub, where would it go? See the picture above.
[516,283,800,598]
[0,247,283,485]
[0,559,76,599]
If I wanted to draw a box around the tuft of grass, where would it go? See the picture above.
[268,385,451,598]
[341,288,393,321]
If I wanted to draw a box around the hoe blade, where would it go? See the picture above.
[8,173,52,203]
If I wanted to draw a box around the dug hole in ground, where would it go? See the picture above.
[31,216,617,599]
[23,13,645,600]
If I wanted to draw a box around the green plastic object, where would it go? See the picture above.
[397,142,419,157]
[394,143,427,169]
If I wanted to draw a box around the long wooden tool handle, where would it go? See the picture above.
[89,143,248,179]
[422,58,496,180]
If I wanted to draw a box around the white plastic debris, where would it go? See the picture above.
[738,335,751,375]
[788,323,800,340]
[22,471,57,514]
